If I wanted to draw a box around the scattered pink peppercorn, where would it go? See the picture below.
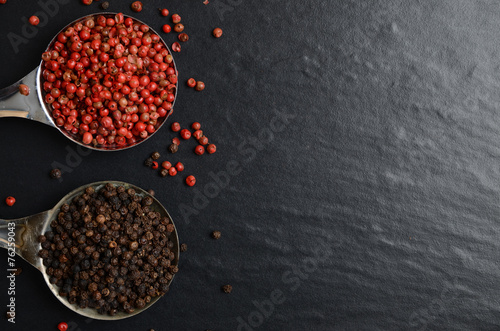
[207,144,216,154]
[161,161,172,169]
[194,145,205,155]
[160,8,169,16]
[213,28,223,38]
[180,129,191,140]
[195,81,205,91]
[175,162,184,172]
[171,122,181,132]
[185,175,196,186]
[57,322,68,331]
[29,16,40,26]
[162,24,171,33]
[171,14,181,24]
[172,42,181,52]
[198,136,208,145]
[5,196,15,207]
[191,122,201,130]
[187,78,196,88]
[131,1,142,12]
[152,161,159,169]
[172,137,180,145]
[193,130,203,140]
[168,167,177,176]
[178,33,189,42]
[19,84,30,96]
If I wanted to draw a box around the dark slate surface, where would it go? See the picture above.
[1,0,500,330]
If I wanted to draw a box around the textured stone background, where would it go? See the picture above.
[1,0,500,330]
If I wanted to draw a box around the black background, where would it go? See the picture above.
[1,0,500,330]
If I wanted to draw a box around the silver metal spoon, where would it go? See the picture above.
[0,181,179,320]
[0,12,178,151]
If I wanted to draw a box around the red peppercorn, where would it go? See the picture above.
[171,14,181,24]
[152,161,159,169]
[213,28,223,38]
[161,161,172,169]
[178,33,189,42]
[174,23,184,33]
[171,122,181,132]
[185,175,196,186]
[57,322,68,331]
[131,1,143,12]
[198,136,208,145]
[19,84,30,96]
[195,81,205,91]
[180,129,191,140]
[191,122,201,130]
[175,162,184,172]
[207,144,216,154]
[168,167,177,176]
[172,137,180,145]
[29,16,40,26]
[160,8,169,16]
[82,132,93,145]
[81,0,92,5]
[172,42,181,52]
[193,130,203,140]
[187,78,196,88]
[194,145,205,155]
[5,196,15,207]
[162,24,172,33]
[0,0,6,4]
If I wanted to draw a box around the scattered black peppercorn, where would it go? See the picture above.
[211,231,221,240]
[160,169,169,177]
[50,168,62,179]
[222,284,232,293]
[168,143,178,153]
[151,151,161,160]
[100,1,109,10]
[144,157,154,167]
[180,243,187,252]
[37,183,178,316]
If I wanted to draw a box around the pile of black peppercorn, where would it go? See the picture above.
[37,183,178,316]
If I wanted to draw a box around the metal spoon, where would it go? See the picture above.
[0,181,179,320]
[0,13,178,151]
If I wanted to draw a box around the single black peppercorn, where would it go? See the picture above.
[151,151,161,160]
[160,169,169,177]
[180,243,187,252]
[50,168,62,179]
[211,231,221,240]
[168,143,178,153]
[144,157,154,167]
[222,284,232,293]
[100,1,109,10]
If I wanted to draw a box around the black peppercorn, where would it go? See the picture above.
[222,284,233,293]
[180,243,187,252]
[38,183,178,316]
[50,168,62,179]
[168,143,178,153]
[144,157,154,167]
[211,231,221,240]
[151,151,161,160]
[100,1,109,10]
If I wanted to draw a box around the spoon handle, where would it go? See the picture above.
[0,211,50,270]
[0,67,54,126]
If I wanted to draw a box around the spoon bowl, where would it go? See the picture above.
[0,13,178,151]
[0,181,179,320]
